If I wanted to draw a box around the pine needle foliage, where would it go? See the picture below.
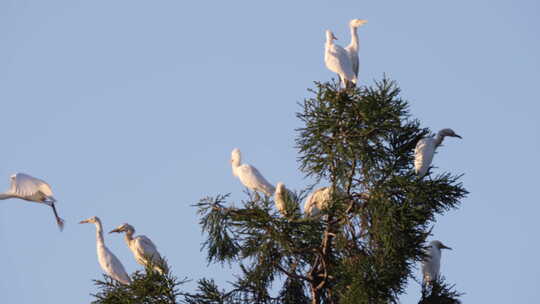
[419,278,463,304]
[189,78,468,304]
[91,261,187,304]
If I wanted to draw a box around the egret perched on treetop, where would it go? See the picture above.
[110,223,166,274]
[324,30,357,88]
[231,148,275,197]
[414,128,462,178]
[421,240,452,285]
[304,186,342,216]
[274,182,295,217]
[345,19,368,78]
[79,216,131,285]
[0,173,65,230]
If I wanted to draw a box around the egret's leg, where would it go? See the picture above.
[50,202,65,231]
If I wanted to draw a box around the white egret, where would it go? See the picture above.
[414,128,462,178]
[324,30,357,87]
[231,148,275,196]
[345,19,368,78]
[0,173,64,230]
[274,182,295,217]
[421,240,452,284]
[304,187,337,216]
[110,223,165,274]
[79,216,131,285]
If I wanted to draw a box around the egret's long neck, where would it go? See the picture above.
[94,221,105,247]
[0,193,15,200]
[231,158,241,176]
[434,133,445,147]
[326,39,334,48]
[349,26,359,50]
[124,229,135,245]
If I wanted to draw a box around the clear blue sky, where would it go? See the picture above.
[1,1,538,303]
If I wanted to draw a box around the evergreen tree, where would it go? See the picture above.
[188,79,467,304]
[89,79,467,304]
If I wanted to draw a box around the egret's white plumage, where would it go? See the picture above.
[0,173,64,230]
[304,187,338,216]
[324,30,357,87]
[110,223,165,274]
[79,216,131,285]
[421,240,452,284]
[274,182,294,217]
[345,19,368,78]
[231,148,275,196]
[414,128,462,178]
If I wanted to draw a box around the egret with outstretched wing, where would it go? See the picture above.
[0,173,64,230]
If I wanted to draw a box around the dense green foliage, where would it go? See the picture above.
[92,261,187,304]
[90,79,467,304]
[189,79,467,304]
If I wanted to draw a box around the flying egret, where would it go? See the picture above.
[345,19,368,78]
[414,128,462,178]
[231,148,275,197]
[274,182,295,217]
[324,30,357,88]
[421,240,452,284]
[0,173,64,230]
[110,223,165,274]
[79,216,131,285]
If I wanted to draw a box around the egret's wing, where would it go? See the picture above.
[238,164,275,196]
[421,258,432,282]
[325,44,355,81]
[414,138,435,177]
[100,247,131,285]
[11,173,54,198]
[274,191,286,215]
[135,235,161,261]
[315,187,333,211]
[303,192,318,215]
[421,246,441,283]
